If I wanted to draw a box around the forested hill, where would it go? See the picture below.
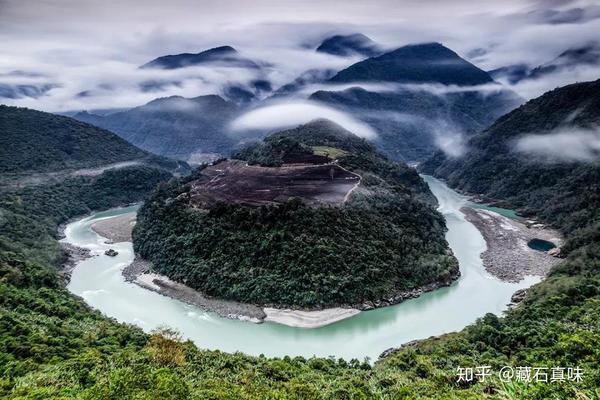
[0,105,182,174]
[234,118,433,202]
[134,119,458,308]
[421,79,600,235]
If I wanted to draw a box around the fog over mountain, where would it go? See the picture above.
[1,0,599,113]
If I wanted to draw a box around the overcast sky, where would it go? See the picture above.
[1,0,599,111]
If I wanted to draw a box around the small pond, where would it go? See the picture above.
[527,238,556,252]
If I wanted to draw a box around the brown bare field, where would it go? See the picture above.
[189,160,360,207]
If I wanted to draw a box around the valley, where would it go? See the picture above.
[1,4,599,397]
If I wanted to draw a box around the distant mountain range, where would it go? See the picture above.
[72,41,523,163]
[73,95,239,162]
[489,42,600,84]
[316,33,382,58]
[0,105,183,175]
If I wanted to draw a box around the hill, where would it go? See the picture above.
[329,42,494,85]
[0,105,182,175]
[133,119,458,308]
[74,95,239,162]
[421,79,600,235]
[316,33,382,58]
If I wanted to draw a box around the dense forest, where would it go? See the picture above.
[134,120,457,308]
[0,105,183,174]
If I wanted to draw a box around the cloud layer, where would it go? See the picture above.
[0,0,599,112]
[230,101,377,139]
[515,127,600,162]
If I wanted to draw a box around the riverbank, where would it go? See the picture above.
[461,207,563,282]
[91,214,136,243]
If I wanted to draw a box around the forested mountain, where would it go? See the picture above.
[421,79,600,235]
[316,33,382,58]
[133,119,457,308]
[300,42,523,161]
[329,42,494,85]
[0,105,181,174]
[74,95,239,162]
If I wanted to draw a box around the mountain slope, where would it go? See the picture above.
[0,105,180,174]
[316,33,382,58]
[421,79,600,234]
[134,119,457,308]
[490,42,600,84]
[329,42,494,85]
[309,85,521,161]
[74,95,239,162]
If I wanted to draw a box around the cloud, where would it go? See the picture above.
[1,0,599,112]
[230,101,377,139]
[433,129,467,158]
[514,127,600,162]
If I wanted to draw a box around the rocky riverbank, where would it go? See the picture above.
[59,243,91,283]
[461,207,563,282]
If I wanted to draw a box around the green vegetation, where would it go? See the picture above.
[1,163,598,399]
[0,105,182,173]
[134,120,456,308]
[1,83,599,398]
[312,145,349,159]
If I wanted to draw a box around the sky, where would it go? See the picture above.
[0,0,599,112]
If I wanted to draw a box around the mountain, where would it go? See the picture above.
[307,44,521,161]
[316,33,382,58]
[421,79,600,234]
[528,42,600,80]
[488,63,530,84]
[329,42,494,85]
[140,45,260,70]
[490,42,600,83]
[0,105,182,175]
[74,95,239,162]
[134,119,457,309]
[268,68,337,99]
[140,46,270,105]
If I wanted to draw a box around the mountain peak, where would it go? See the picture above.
[316,33,382,58]
[140,45,261,70]
[329,42,494,86]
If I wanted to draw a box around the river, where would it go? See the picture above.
[63,176,539,361]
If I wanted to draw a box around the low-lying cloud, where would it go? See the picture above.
[230,101,377,139]
[515,127,600,162]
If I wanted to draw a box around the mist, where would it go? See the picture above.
[515,127,600,162]
[230,101,377,139]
